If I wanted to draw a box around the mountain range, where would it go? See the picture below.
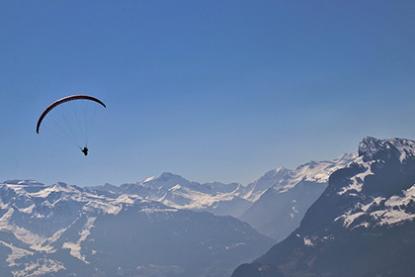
[3,136,413,277]
[0,180,270,277]
[0,153,349,277]
[90,154,354,244]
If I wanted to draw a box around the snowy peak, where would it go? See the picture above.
[139,172,196,191]
[325,137,415,229]
[358,136,415,162]
[336,137,415,201]
[285,154,355,191]
[244,154,355,202]
[156,172,189,184]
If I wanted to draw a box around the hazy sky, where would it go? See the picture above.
[1,1,415,186]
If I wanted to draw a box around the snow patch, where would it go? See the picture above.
[0,208,54,252]
[63,217,96,263]
[225,242,246,250]
[18,204,35,214]
[0,241,33,267]
[12,258,65,277]
[338,160,373,196]
[303,237,314,247]
[143,176,156,183]
[337,185,415,228]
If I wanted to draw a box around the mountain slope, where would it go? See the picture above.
[232,137,415,277]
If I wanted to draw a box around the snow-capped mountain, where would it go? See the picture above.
[232,137,415,277]
[90,155,356,243]
[6,136,403,277]
[0,180,271,277]
[91,172,252,218]
[241,154,354,240]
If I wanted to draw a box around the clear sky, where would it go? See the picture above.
[1,0,415,186]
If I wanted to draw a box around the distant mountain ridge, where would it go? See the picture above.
[0,179,271,277]
[90,172,251,218]
[88,154,355,243]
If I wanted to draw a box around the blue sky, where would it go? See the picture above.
[1,0,415,186]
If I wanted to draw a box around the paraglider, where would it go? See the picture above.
[36,95,106,156]
[81,146,89,156]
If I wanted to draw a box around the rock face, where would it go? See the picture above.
[232,137,415,277]
[0,180,271,277]
[241,155,353,241]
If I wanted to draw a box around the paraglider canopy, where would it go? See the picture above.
[36,95,106,134]
[36,95,106,156]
